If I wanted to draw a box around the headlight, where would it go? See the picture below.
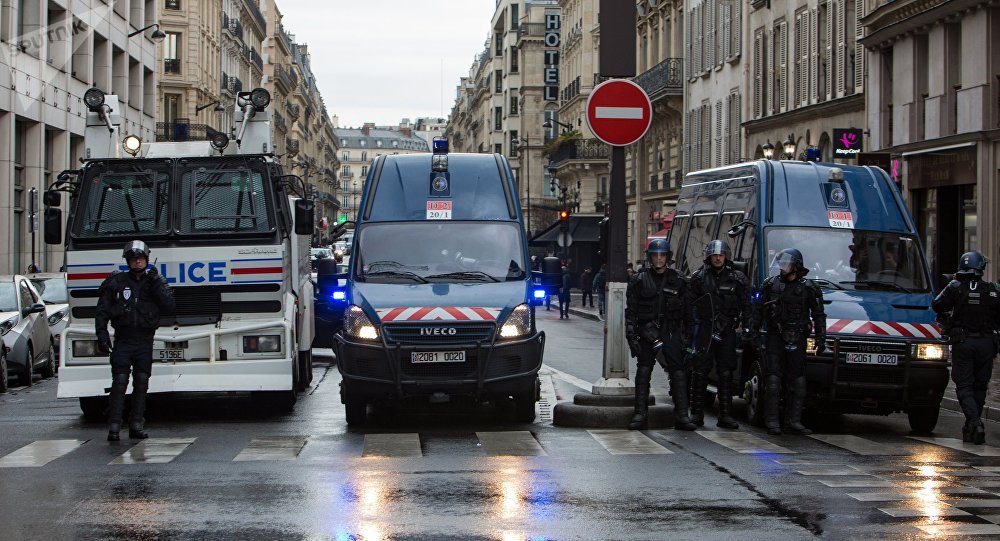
[84,87,106,110]
[0,319,13,335]
[48,311,66,326]
[243,334,281,353]
[122,135,142,156]
[343,305,379,341]
[249,87,271,109]
[498,303,532,339]
[72,340,102,357]
[916,343,945,360]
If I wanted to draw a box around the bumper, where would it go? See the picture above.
[803,354,950,414]
[335,331,545,400]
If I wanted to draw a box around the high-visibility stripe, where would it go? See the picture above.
[231,267,283,275]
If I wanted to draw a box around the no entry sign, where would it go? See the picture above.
[585,79,652,146]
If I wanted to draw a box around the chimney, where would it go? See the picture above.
[361,122,374,136]
[400,126,412,138]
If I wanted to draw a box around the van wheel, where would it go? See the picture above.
[296,350,313,391]
[20,344,33,386]
[253,390,296,413]
[80,396,108,420]
[345,394,367,427]
[908,405,940,434]
[0,349,9,392]
[743,360,765,427]
[513,378,540,423]
[40,340,56,378]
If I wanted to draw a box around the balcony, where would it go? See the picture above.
[274,64,297,94]
[249,48,263,72]
[517,22,544,37]
[226,18,243,42]
[276,23,294,53]
[243,0,267,34]
[285,138,299,156]
[156,120,213,142]
[164,58,180,74]
[221,71,229,92]
[548,138,611,167]
[273,111,286,133]
[633,58,683,100]
[228,76,243,94]
[560,76,581,102]
[286,103,300,121]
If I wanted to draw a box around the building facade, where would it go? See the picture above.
[1,0,159,273]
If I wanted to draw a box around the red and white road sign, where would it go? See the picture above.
[585,79,653,147]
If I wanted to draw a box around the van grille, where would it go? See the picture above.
[383,323,496,345]
[836,339,909,356]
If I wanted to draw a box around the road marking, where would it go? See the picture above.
[818,479,895,488]
[362,433,422,458]
[942,499,1000,508]
[795,466,868,476]
[915,524,1000,537]
[477,431,546,456]
[594,106,644,119]
[809,434,910,456]
[0,439,87,467]
[588,430,673,455]
[536,374,556,425]
[697,431,796,454]
[110,438,196,465]
[877,505,969,518]
[909,437,1000,457]
[846,492,915,502]
[233,436,309,461]
[542,365,592,392]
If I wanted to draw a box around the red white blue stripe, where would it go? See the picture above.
[826,319,941,339]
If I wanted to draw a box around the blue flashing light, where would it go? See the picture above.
[332,290,347,301]
[432,138,449,154]
[533,289,546,299]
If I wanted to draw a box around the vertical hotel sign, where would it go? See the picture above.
[544,14,560,101]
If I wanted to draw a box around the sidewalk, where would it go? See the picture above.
[555,290,1000,422]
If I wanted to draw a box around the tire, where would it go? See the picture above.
[343,383,367,427]
[743,360,765,427]
[79,396,108,420]
[513,378,540,423]
[20,344,33,387]
[253,390,297,413]
[908,405,940,434]
[296,349,313,391]
[40,340,56,379]
[0,350,9,393]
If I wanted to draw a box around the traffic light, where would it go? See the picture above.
[559,210,569,232]
[338,215,348,224]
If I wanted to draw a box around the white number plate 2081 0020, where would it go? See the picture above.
[411,351,465,364]
[155,349,184,361]
[844,352,898,366]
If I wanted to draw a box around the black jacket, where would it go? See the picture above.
[932,278,1000,335]
[752,275,826,340]
[95,270,176,342]
[625,267,693,339]
[688,263,751,332]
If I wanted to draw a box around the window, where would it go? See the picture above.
[494,107,502,130]
[341,165,351,176]
[495,32,503,56]
[179,169,273,234]
[681,213,718,274]
[773,20,787,113]
[361,151,367,162]
[509,130,518,157]
[495,70,503,93]
[163,93,179,122]
[342,151,350,162]
[165,0,180,9]
[510,45,519,72]
[163,32,181,74]
[509,91,518,115]
[361,165,368,177]
[753,28,767,118]
[511,3,519,28]
[76,170,170,237]
[494,143,502,155]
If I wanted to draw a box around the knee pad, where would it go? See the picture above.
[132,372,150,392]
[112,372,130,387]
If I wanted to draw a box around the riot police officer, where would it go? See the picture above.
[932,251,1000,444]
[95,240,175,441]
[625,239,697,431]
[751,248,826,435]
[687,240,750,430]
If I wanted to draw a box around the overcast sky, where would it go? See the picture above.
[274,0,497,129]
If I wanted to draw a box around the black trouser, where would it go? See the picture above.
[559,293,570,317]
[108,335,154,431]
[633,327,692,426]
[951,336,997,423]
[764,332,806,380]
[581,290,593,307]
[692,327,739,376]
[635,328,686,372]
[764,331,808,430]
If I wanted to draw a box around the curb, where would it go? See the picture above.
[940,395,1000,424]
[567,306,602,322]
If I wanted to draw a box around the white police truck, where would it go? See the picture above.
[44,87,316,416]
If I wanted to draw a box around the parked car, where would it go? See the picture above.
[0,341,9,392]
[27,273,70,363]
[0,275,55,386]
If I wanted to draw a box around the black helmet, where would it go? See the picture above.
[704,240,731,261]
[122,240,150,261]
[770,248,806,277]
[957,251,986,276]
[646,238,671,256]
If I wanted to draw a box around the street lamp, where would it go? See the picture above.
[128,23,167,42]
[513,135,531,235]
[783,134,796,159]
[543,119,574,133]
[195,100,225,113]
[762,140,775,160]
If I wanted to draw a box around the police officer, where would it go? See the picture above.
[932,251,1000,444]
[95,240,175,441]
[751,248,825,435]
[625,239,697,431]
[687,240,750,430]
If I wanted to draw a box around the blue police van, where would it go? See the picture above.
[317,141,544,425]
[669,160,949,432]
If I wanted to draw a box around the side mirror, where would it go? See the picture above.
[728,220,756,238]
[44,190,61,207]
[44,208,63,245]
[24,303,45,317]
[294,199,314,235]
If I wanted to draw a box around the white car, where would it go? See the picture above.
[27,273,70,363]
[0,275,55,387]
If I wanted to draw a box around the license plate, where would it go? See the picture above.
[155,349,185,361]
[411,351,465,364]
[845,352,898,366]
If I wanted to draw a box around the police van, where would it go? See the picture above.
[44,87,316,415]
[669,160,949,432]
[317,141,544,425]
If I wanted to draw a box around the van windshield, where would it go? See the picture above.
[765,227,930,293]
[356,222,526,283]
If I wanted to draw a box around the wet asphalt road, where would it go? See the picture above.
[3,311,1000,540]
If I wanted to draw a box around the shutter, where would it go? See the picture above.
[836,0,846,97]
[810,8,819,103]
[703,105,712,169]
[735,92,742,162]
[724,95,732,164]
[768,28,776,115]
[715,100,723,167]
[734,0,742,57]
[683,109,691,173]
[693,6,701,74]
[685,5,691,78]
[826,0,835,100]
[706,1,714,69]
[799,12,809,107]
[779,22,788,112]
[692,107,701,171]
[753,30,762,118]
[723,1,731,60]
[855,0,864,92]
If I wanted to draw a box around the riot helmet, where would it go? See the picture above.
[704,239,731,266]
[769,248,807,278]
[956,251,987,277]
[646,238,671,270]
[122,240,150,261]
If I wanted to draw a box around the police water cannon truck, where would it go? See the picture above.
[44,86,317,415]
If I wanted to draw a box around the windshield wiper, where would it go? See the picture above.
[425,271,501,283]
[365,260,428,272]
[839,280,913,293]
[809,278,844,290]
[361,270,428,283]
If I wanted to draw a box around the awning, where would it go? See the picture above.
[530,214,604,245]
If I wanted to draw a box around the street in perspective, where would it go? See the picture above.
[2,0,1000,540]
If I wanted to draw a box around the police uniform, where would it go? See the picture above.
[625,239,696,430]
[752,249,825,435]
[95,241,175,441]
[688,245,750,429]
[932,251,1000,444]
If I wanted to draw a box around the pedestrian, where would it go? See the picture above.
[95,240,175,442]
[558,266,572,319]
[932,251,1000,444]
[580,267,594,308]
[687,240,750,430]
[750,248,825,435]
[593,264,607,318]
[625,239,697,431]
[626,262,635,281]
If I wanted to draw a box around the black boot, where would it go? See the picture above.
[107,372,129,442]
[628,365,654,430]
[128,372,150,440]
[670,370,697,431]
[689,370,706,427]
[765,375,782,435]
[972,419,986,445]
[963,421,975,443]
[716,371,740,429]
[785,376,812,435]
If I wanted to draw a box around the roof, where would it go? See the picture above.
[334,128,430,152]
